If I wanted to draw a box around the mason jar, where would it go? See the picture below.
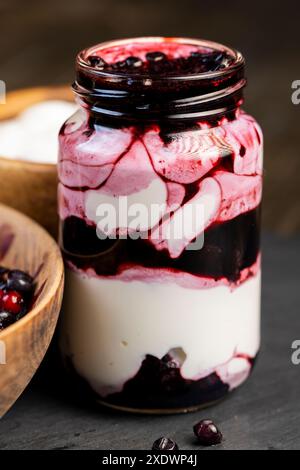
[58,37,263,413]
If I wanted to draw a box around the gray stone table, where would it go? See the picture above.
[0,234,299,450]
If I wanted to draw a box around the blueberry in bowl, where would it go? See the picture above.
[0,268,35,331]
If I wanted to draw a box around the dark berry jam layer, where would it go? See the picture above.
[97,353,257,411]
[61,205,260,283]
[0,267,35,330]
[63,351,257,412]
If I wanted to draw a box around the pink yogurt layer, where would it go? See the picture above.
[58,111,263,256]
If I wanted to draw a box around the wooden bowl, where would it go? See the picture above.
[0,204,64,418]
[0,86,74,238]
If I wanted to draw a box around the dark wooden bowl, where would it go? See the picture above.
[0,204,64,417]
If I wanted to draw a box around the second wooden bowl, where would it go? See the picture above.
[0,204,64,418]
[0,86,74,238]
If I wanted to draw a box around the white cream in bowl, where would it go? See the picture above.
[0,100,77,164]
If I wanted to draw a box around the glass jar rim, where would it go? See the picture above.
[74,37,246,123]
[76,36,245,84]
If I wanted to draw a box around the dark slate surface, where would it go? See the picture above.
[0,233,300,450]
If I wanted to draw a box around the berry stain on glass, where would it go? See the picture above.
[58,37,263,413]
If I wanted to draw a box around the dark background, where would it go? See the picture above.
[0,0,300,233]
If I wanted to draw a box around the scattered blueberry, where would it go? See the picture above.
[193,419,223,446]
[7,270,34,293]
[152,437,179,450]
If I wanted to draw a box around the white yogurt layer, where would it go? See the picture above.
[61,269,261,397]
[0,100,77,164]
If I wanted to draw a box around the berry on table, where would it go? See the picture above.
[152,437,179,450]
[193,419,223,446]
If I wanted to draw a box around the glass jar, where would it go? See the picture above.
[58,37,263,413]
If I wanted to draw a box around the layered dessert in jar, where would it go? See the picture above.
[58,37,263,413]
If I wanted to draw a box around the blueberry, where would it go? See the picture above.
[7,270,34,293]
[212,52,225,64]
[113,60,127,71]
[203,52,222,62]
[189,51,227,72]
[146,51,167,63]
[152,437,179,450]
[0,266,8,282]
[87,55,106,69]
[16,304,29,321]
[189,51,204,59]
[211,53,230,71]
[193,419,223,446]
[0,311,15,330]
[125,56,143,68]
[160,362,180,391]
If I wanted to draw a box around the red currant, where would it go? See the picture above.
[2,291,24,314]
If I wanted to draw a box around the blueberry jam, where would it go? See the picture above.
[59,38,263,413]
[62,207,260,282]
[0,268,35,330]
[86,48,232,75]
